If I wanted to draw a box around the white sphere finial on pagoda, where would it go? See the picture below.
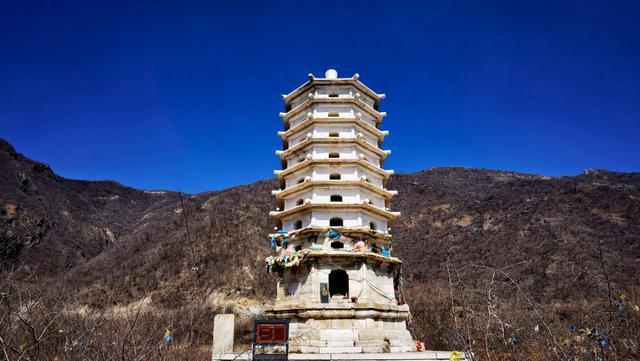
[325,69,338,79]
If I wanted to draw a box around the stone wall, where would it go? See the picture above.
[282,210,389,231]
[288,317,415,354]
[283,188,385,209]
[276,260,396,305]
[283,166,383,188]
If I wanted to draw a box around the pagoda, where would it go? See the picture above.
[265,69,416,354]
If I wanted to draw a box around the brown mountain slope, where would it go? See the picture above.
[2,138,640,360]
[0,139,181,271]
[390,168,640,301]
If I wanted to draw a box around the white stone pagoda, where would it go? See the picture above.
[265,69,416,354]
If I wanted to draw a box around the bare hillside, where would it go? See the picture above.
[1,138,639,360]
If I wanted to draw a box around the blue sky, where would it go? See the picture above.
[1,1,639,193]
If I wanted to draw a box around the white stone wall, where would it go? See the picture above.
[290,95,308,109]
[357,112,378,128]
[288,132,309,147]
[284,189,313,209]
[312,124,350,138]
[281,209,388,232]
[311,210,388,230]
[284,169,314,188]
[303,125,378,146]
[276,260,395,306]
[360,213,387,232]
[310,145,380,165]
[363,262,396,304]
[287,85,377,112]
[310,188,385,208]
[313,86,352,99]
[277,263,314,301]
[287,104,377,127]
[315,210,360,228]
[282,212,312,231]
[313,104,354,118]
[360,96,375,108]
[288,111,309,129]
[313,166,384,187]
[283,166,385,188]
[317,261,363,301]
[284,147,382,169]
[311,166,357,181]
[286,156,308,168]
[283,188,386,210]
[357,133,379,147]
[286,122,381,147]
[287,317,416,354]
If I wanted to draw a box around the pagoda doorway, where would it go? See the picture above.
[328,269,349,299]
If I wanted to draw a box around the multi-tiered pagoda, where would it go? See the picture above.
[265,69,416,354]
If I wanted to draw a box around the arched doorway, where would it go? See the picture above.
[329,270,349,298]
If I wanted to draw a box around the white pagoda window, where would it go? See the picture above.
[296,199,304,206]
[328,152,339,159]
[329,173,341,180]
[328,112,339,117]
[369,222,376,230]
[294,220,303,230]
[330,195,342,202]
[330,217,343,227]
[329,131,339,137]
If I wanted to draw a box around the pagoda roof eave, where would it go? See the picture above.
[269,202,401,220]
[282,98,384,125]
[273,180,397,200]
[269,225,394,243]
[279,117,388,140]
[282,75,384,105]
[301,250,402,264]
[279,137,389,160]
[275,159,394,180]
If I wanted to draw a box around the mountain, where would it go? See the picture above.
[1,138,639,360]
[0,139,181,271]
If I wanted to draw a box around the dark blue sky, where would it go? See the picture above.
[1,1,639,193]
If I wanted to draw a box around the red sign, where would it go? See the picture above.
[256,323,287,344]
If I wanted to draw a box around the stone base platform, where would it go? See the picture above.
[267,303,416,353]
[215,351,468,361]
